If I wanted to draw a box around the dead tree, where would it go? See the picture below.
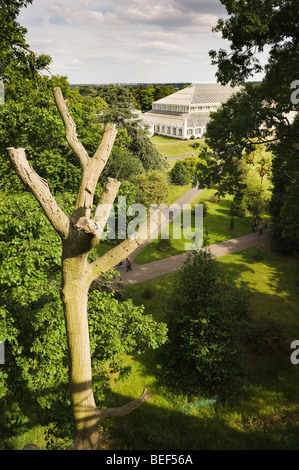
[7,87,152,451]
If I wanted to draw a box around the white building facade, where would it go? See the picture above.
[141,82,243,140]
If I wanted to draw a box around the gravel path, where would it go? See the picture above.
[116,185,269,285]
[119,231,268,285]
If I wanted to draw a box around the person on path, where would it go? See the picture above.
[126,258,132,272]
[259,223,263,235]
[252,221,256,233]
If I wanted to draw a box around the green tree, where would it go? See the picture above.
[124,122,164,171]
[170,160,190,185]
[95,84,137,123]
[134,170,170,209]
[0,0,51,78]
[0,69,107,194]
[138,84,156,112]
[158,250,248,396]
[154,85,176,101]
[0,192,167,443]
[6,86,167,450]
[209,0,298,86]
[207,0,299,253]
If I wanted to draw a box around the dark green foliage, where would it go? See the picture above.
[142,288,156,300]
[157,238,172,253]
[170,161,190,185]
[134,84,155,112]
[0,0,51,78]
[124,122,164,172]
[245,317,289,356]
[206,0,299,254]
[0,193,167,437]
[95,84,137,123]
[158,250,248,396]
[210,0,299,85]
[101,146,144,182]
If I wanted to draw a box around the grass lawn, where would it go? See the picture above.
[134,189,255,265]
[102,245,299,450]
[151,135,206,159]
[168,183,192,204]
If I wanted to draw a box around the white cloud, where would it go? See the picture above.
[18,0,232,83]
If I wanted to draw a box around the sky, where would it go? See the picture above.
[18,0,264,85]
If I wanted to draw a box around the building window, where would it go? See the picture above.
[173,128,177,135]
[167,127,171,134]
[162,126,165,133]
[178,129,183,136]
[187,129,193,136]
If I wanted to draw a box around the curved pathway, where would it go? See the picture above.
[119,231,268,285]
[129,185,205,261]
[117,185,269,285]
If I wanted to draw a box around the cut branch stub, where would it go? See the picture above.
[74,124,118,218]
[53,87,90,170]
[92,177,121,241]
[7,147,69,239]
[97,389,150,420]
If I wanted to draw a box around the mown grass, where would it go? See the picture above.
[102,245,299,450]
[134,189,255,265]
[151,135,205,159]
[168,183,192,204]
[4,247,299,450]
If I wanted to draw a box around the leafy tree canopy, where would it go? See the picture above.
[158,249,248,396]
[210,0,299,85]
[0,0,51,79]
[205,0,299,253]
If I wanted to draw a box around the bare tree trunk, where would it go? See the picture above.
[61,248,101,450]
[7,87,154,450]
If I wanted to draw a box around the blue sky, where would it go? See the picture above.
[18,0,266,84]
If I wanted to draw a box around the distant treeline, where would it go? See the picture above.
[71,83,191,112]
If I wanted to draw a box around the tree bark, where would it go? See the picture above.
[7,87,152,450]
[61,248,102,450]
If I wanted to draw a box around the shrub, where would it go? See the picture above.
[245,317,289,355]
[170,161,190,185]
[158,250,249,396]
[157,238,172,252]
[142,288,156,300]
[209,193,220,204]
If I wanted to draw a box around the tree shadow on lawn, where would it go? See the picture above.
[103,354,299,450]
[0,292,73,449]
[110,246,299,449]
[217,245,299,303]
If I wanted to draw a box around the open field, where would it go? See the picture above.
[102,245,299,450]
[151,135,206,158]
[4,244,299,450]
[134,189,257,265]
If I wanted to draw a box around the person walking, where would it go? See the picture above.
[258,223,263,235]
[126,258,132,272]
